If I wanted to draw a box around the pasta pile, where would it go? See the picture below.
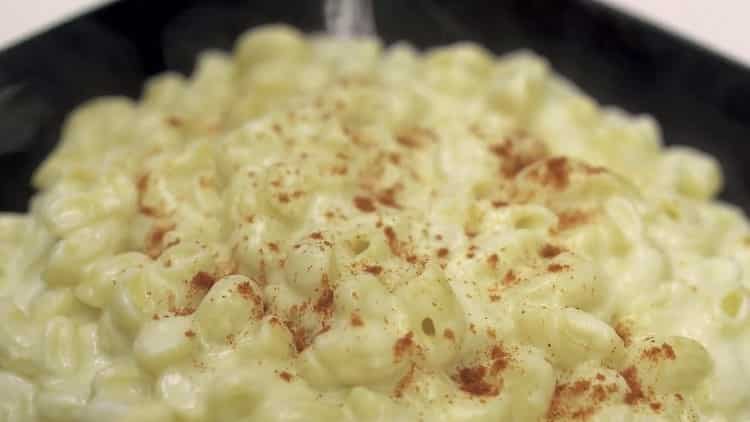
[1,25,749,421]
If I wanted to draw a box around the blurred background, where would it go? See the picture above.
[1,0,749,66]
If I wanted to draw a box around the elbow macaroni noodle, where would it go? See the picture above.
[1,25,749,421]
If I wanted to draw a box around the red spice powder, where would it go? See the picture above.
[491,200,508,208]
[546,377,614,421]
[571,380,591,394]
[591,385,607,402]
[236,282,253,297]
[310,232,323,240]
[331,165,348,175]
[539,244,564,259]
[543,157,570,190]
[557,210,590,231]
[237,281,264,318]
[292,330,307,353]
[620,366,646,405]
[642,343,677,361]
[548,263,569,273]
[570,407,596,420]
[383,226,400,257]
[145,222,177,259]
[489,345,510,375]
[393,331,414,361]
[170,306,195,316]
[486,253,499,269]
[363,265,383,276]
[489,139,544,178]
[393,363,416,398]
[503,270,518,286]
[453,366,499,397]
[377,187,402,209]
[443,329,455,341]
[396,133,422,148]
[313,280,334,318]
[284,321,308,353]
[351,313,364,327]
[136,173,162,217]
[547,383,567,419]
[396,128,433,149]
[191,272,217,291]
[662,343,676,360]
[279,371,293,382]
[437,248,450,258]
[353,196,376,212]
[184,330,196,338]
[614,322,633,347]
[136,173,149,192]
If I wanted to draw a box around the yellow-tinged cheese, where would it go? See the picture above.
[1,24,749,422]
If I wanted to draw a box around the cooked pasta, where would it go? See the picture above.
[1,25,748,421]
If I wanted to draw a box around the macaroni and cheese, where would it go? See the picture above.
[1,25,749,421]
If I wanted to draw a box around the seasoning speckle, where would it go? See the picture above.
[614,321,632,347]
[191,272,217,291]
[642,343,677,361]
[444,329,455,341]
[486,253,499,269]
[354,196,376,212]
[383,226,400,257]
[452,366,498,397]
[363,265,383,276]
[503,270,518,286]
[279,371,293,382]
[547,263,568,273]
[539,244,564,259]
[620,366,645,405]
[394,331,414,361]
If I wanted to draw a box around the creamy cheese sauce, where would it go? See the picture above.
[1,25,749,422]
